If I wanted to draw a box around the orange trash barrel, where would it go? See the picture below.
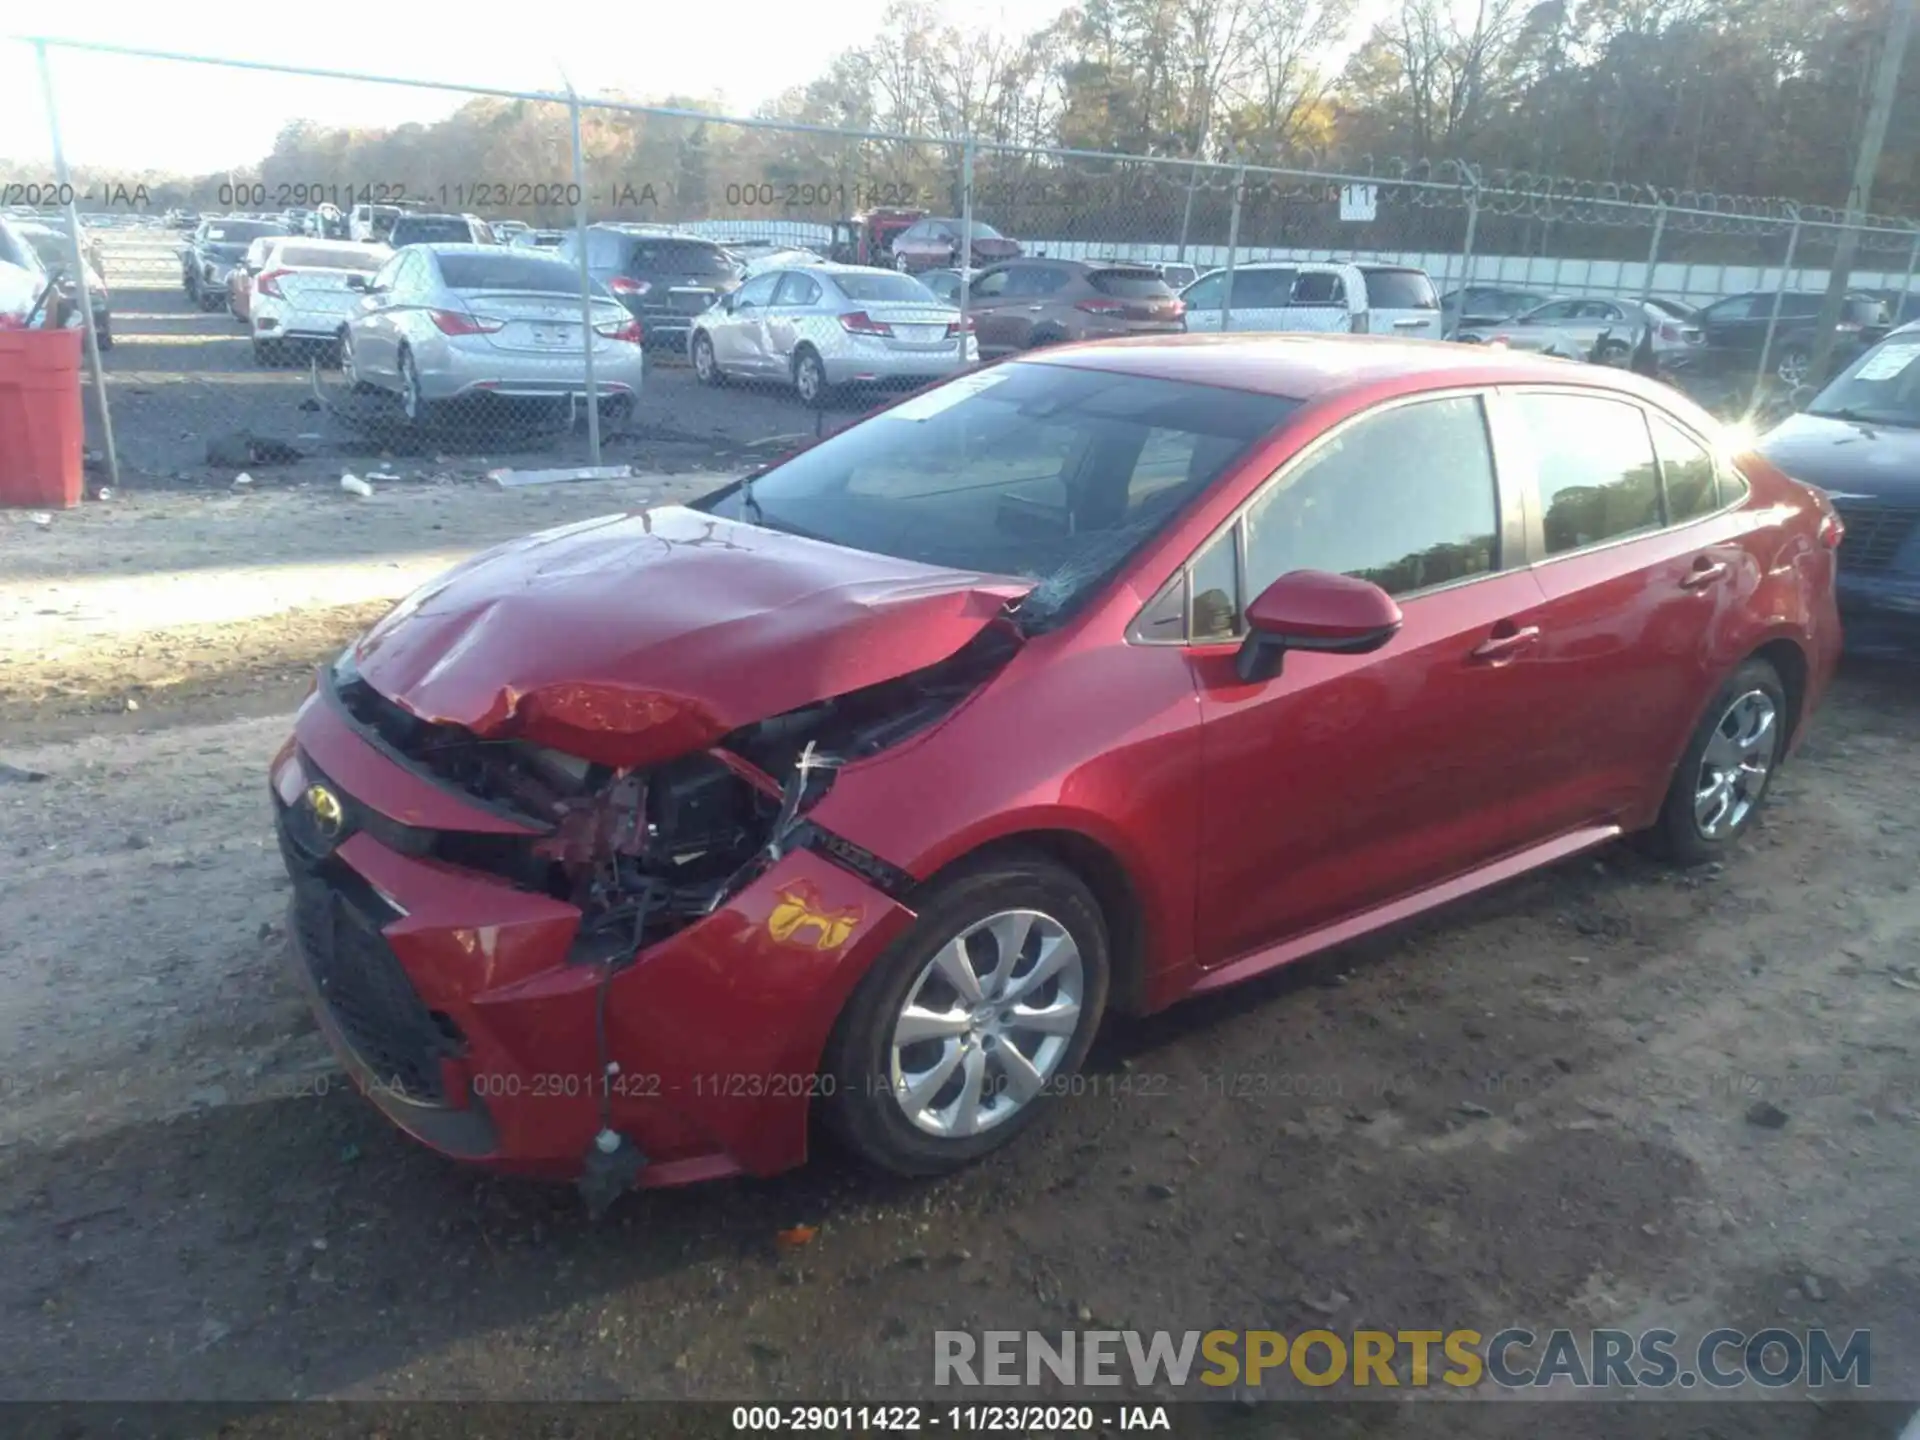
[0,327,85,510]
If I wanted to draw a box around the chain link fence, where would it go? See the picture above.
[20,39,1920,491]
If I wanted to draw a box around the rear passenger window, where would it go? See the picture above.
[1242,396,1500,599]
[1650,417,1719,521]
[1291,273,1345,307]
[1512,393,1662,555]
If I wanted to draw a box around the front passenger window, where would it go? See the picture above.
[1512,393,1662,554]
[1242,396,1501,601]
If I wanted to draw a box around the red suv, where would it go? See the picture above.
[271,335,1841,1201]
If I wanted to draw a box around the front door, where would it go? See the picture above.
[1189,392,1562,965]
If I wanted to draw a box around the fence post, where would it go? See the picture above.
[34,41,118,495]
[1753,216,1803,411]
[1901,227,1920,310]
[958,135,976,333]
[1177,159,1201,262]
[566,87,602,465]
[1639,203,1667,306]
[1455,188,1481,315]
[1221,163,1246,331]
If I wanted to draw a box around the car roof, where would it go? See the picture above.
[412,243,543,258]
[1014,332,1690,405]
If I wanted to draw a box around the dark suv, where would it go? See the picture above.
[555,226,741,347]
[1692,290,1891,387]
[184,217,289,310]
[965,258,1185,356]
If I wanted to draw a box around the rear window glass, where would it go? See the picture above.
[277,245,383,272]
[391,217,474,245]
[437,253,578,292]
[1088,269,1175,298]
[631,240,734,275]
[833,272,939,303]
[1364,269,1438,309]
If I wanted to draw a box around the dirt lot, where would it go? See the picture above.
[3,256,1919,1438]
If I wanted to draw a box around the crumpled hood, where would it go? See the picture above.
[353,504,1032,769]
[1760,413,1920,501]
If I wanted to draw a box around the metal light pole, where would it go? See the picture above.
[1809,0,1916,384]
[34,40,119,494]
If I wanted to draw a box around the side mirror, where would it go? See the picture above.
[1234,571,1403,684]
[344,274,368,291]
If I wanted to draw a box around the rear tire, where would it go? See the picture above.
[1026,326,1068,349]
[253,339,284,368]
[820,854,1111,1177]
[398,347,431,426]
[1642,657,1788,867]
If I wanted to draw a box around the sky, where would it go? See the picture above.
[2,1,1063,176]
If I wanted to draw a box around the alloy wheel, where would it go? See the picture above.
[1776,347,1810,387]
[693,333,716,383]
[888,908,1085,1138]
[1693,689,1777,839]
[795,352,824,404]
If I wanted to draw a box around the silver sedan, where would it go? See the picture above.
[1458,296,1701,364]
[341,244,645,424]
[688,263,977,404]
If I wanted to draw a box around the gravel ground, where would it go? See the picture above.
[2,244,1918,1437]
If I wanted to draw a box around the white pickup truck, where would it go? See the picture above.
[1180,261,1441,339]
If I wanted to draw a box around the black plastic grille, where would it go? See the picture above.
[280,831,460,1105]
[1835,503,1920,575]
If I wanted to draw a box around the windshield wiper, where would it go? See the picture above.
[1809,407,1919,429]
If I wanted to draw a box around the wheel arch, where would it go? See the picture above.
[914,827,1152,1017]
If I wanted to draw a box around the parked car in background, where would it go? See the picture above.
[1691,290,1890,388]
[1440,285,1556,338]
[1760,321,1920,656]
[738,247,828,277]
[245,237,390,366]
[340,244,643,426]
[0,217,59,332]
[510,229,567,251]
[915,267,983,305]
[271,333,1838,1189]
[890,217,1021,273]
[226,234,280,324]
[184,216,289,310]
[1182,262,1440,339]
[312,204,346,239]
[1459,297,1701,365]
[490,219,531,243]
[1155,262,1199,291]
[689,264,972,404]
[555,226,742,350]
[962,258,1184,355]
[726,240,821,267]
[283,207,315,235]
[827,209,927,267]
[349,203,403,243]
[28,213,107,280]
[387,213,494,247]
[13,221,110,348]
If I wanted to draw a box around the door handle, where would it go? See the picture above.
[1470,624,1541,662]
[1680,559,1729,590]
[1027,304,1044,311]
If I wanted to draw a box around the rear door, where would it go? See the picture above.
[966,267,1019,352]
[1186,391,1565,962]
[1281,266,1355,334]
[998,264,1070,348]
[1494,387,1745,825]
[1359,266,1440,337]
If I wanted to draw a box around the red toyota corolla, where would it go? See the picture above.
[270,334,1842,1204]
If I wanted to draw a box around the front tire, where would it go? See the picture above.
[793,346,831,407]
[1644,657,1787,866]
[692,330,724,386]
[821,854,1111,1177]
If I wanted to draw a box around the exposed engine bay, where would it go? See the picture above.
[328,624,1020,961]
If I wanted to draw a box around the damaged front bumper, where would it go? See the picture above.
[269,687,916,1186]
